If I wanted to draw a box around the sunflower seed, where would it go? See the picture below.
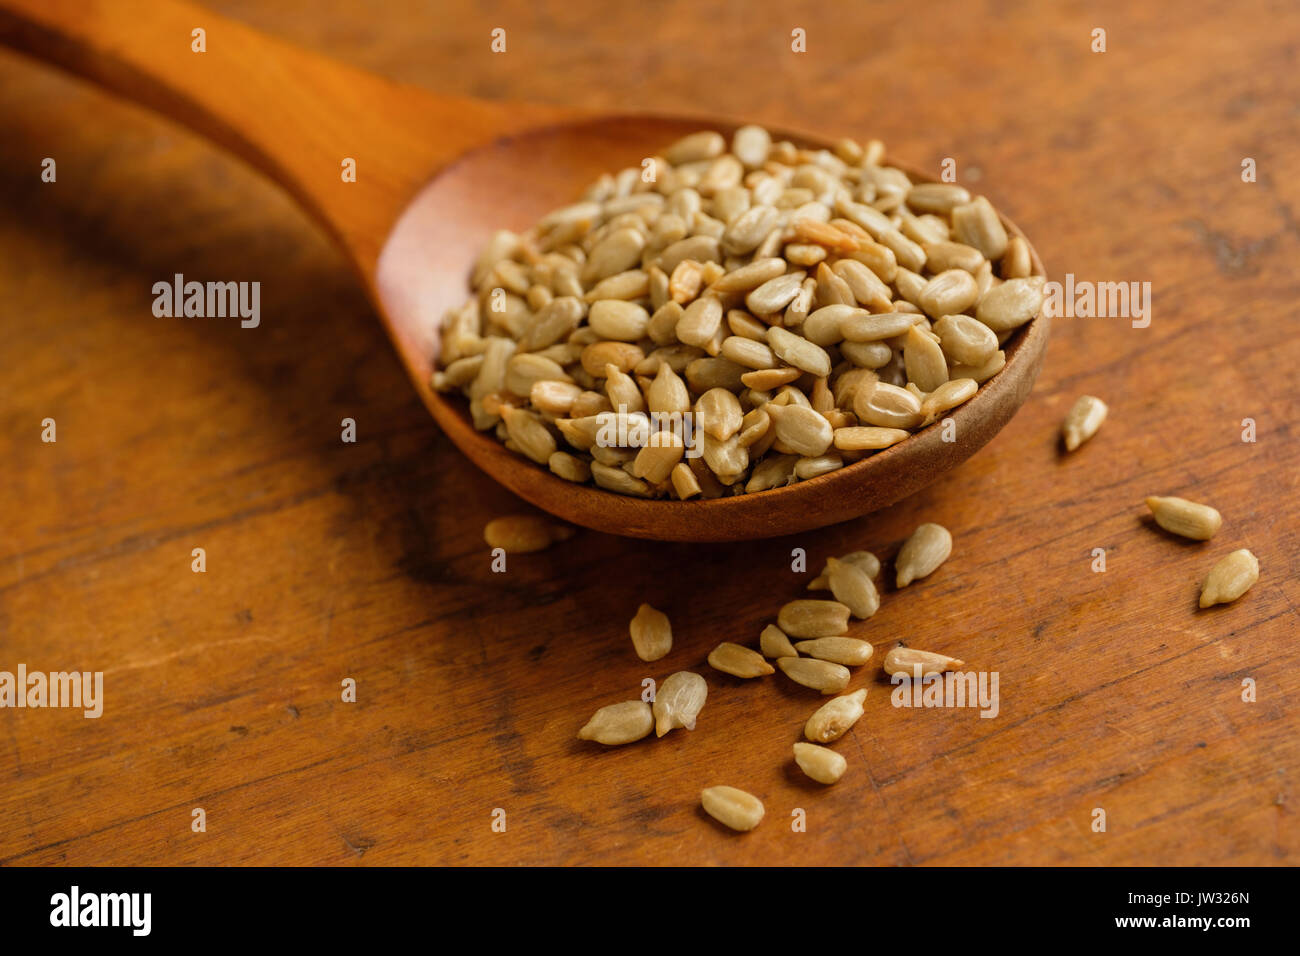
[670,461,701,499]
[948,349,1005,383]
[1199,549,1259,608]
[701,785,765,831]
[590,461,651,496]
[653,671,707,736]
[804,688,868,742]
[794,452,844,479]
[950,196,1008,260]
[903,325,950,392]
[588,300,650,341]
[895,522,953,587]
[854,382,923,429]
[580,341,644,377]
[919,269,980,319]
[777,599,852,637]
[720,204,780,257]
[746,272,806,316]
[906,182,971,214]
[1145,496,1222,541]
[709,257,786,293]
[767,326,832,376]
[976,276,1044,331]
[1001,235,1032,278]
[708,642,776,678]
[760,624,799,659]
[629,603,673,662]
[732,125,772,168]
[825,557,880,619]
[483,515,570,552]
[719,336,778,369]
[766,403,835,457]
[1062,395,1108,452]
[794,637,874,666]
[933,313,998,366]
[577,700,654,745]
[832,426,910,451]
[548,451,591,483]
[793,742,848,784]
[501,407,557,465]
[922,239,985,274]
[676,296,725,348]
[883,646,964,676]
[776,656,852,694]
[920,378,978,423]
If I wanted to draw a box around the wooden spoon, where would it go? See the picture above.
[0,0,1049,541]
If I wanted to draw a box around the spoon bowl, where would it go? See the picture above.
[0,0,1049,541]
[378,115,1048,540]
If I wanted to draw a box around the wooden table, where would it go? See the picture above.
[1,0,1295,866]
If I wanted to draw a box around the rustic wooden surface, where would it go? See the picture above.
[1,0,1297,865]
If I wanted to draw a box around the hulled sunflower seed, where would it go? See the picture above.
[766,403,834,457]
[794,637,874,666]
[825,557,880,619]
[950,196,1008,260]
[793,742,848,784]
[933,313,998,367]
[670,461,702,499]
[577,700,654,745]
[854,382,923,429]
[777,599,851,637]
[440,129,1043,501]
[1062,395,1108,452]
[483,515,571,552]
[833,426,911,451]
[746,272,807,316]
[708,642,776,678]
[903,325,950,392]
[1002,235,1032,278]
[920,378,978,423]
[777,656,852,694]
[760,624,799,659]
[882,646,964,677]
[548,451,591,482]
[732,124,772,168]
[804,688,868,742]
[590,461,651,496]
[588,299,650,341]
[767,326,832,377]
[919,269,980,319]
[1145,496,1223,541]
[906,182,971,214]
[629,603,673,662]
[701,785,764,831]
[653,671,708,736]
[976,276,1044,332]
[1199,549,1259,608]
[895,522,953,587]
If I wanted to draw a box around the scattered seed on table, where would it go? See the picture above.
[1199,549,1259,608]
[577,701,654,745]
[793,742,848,784]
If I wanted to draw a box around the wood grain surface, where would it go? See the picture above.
[1,0,1297,866]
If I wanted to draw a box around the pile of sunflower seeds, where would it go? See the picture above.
[434,128,1043,498]
[577,522,966,832]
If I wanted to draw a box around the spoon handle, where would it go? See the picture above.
[0,0,572,276]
